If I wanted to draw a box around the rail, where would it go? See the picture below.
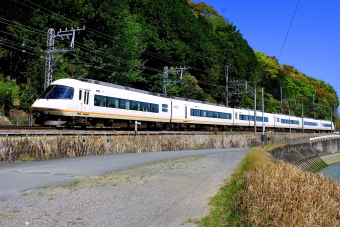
[0,129,240,136]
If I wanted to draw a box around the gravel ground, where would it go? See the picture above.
[0,150,247,227]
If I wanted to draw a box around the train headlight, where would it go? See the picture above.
[43,111,49,115]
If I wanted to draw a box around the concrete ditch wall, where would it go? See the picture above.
[269,135,340,172]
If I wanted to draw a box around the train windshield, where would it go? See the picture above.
[39,85,74,100]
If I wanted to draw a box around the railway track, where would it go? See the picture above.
[0,125,54,130]
[0,125,244,136]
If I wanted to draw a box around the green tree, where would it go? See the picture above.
[0,78,20,115]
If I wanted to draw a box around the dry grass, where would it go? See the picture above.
[241,161,340,226]
[247,146,275,170]
[201,145,340,226]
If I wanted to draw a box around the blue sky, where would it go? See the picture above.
[194,0,340,108]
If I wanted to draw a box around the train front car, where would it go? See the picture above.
[320,120,334,132]
[31,79,80,126]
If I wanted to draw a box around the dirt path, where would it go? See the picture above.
[0,150,248,227]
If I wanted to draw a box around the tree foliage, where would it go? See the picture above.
[0,76,19,115]
[0,0,338,122]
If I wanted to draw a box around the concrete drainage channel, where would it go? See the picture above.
[269,136,340,173]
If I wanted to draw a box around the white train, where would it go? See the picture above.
[31,78,334,132]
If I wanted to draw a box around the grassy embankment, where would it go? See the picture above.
[200,145,340,226]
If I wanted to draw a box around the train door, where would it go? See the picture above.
[77,89,83,114]
[82,90,90,114]
[233,110,238,126]
[78,88,90,114]
[184,104,188,122]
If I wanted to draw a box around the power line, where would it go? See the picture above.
[0,42,39,57]
[20,0,216,76]
[278,0,300,61]
[14,0,163,74]
[7,0,225,88]
[0,17,45,36]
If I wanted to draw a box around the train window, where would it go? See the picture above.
[63,88,74,99]
[207,111,213,118]
[39,85,54,99]
[94,95,107,107]
[190,108,231,119]
[256,116,268,122]
[277,118,280,122]
[119,99,130,109]
[79,90,82,101]
[304,121,318,126]
[131,101,140,111]
[41,85,73,99]
[151,104,159,113]
[107,97,119,108]
[86,91,89,104]
[191,109,200,116]
[240,114,248,120]
[235,113,237,119]
[141,102,150,112]
[162,104,168,112]
[85,91,88,104]
[213,112,218,118]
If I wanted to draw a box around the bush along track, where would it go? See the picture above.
[200,145,340,226]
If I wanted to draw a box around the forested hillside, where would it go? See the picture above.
[0,0,338,121]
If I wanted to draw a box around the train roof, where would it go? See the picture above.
[81,78,226,107]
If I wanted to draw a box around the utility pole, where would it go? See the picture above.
[312,95,315,119]
[254,86,257,133]
[334,104,337,132]
[225,64,231,107]
[224,63,247,107]
[163,66,169,96]
[301,99,304,133]
[163,66,187,96]
[45,28,55,90]
[44,26,85,90]
[331,107,333,132]
[280,86,284,113]
[261,87,265,149]
[289,109,291,139]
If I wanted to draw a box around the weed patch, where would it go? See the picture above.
[200,145,340,226]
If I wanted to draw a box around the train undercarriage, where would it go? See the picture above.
[33,115,232,131]
[32,114,326,133]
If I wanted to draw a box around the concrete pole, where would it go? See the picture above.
[302,99,304,133]
[280,86,284,113]
[225,64,231,107]
[262,87,265,149]
[331,108,333,133]
[254,86,256,133]
[289,109,291,139]
[163,66,168,96]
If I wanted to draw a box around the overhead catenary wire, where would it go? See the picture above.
[0,42,39,57]
[7,0,227,89]
[0,17,45,36]
[278,0,300,61]
[19,0,218,76]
